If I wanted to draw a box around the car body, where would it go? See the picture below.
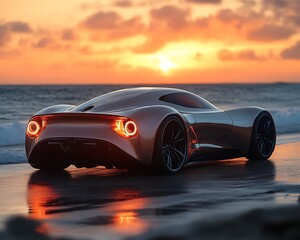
[25,87,276,173]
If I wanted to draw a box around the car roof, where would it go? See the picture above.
[99,87,184,96]
[71,87,216,112]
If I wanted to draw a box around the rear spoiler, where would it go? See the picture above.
[30,113,126,122]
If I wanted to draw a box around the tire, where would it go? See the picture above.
[152,116,187,174]
[247,111,276,161]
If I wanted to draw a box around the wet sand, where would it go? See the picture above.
[0,139,300,240]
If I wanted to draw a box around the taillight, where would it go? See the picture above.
[113,119,137,138]
[27,118,43,137]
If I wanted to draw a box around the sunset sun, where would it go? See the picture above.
[159,57,176,74]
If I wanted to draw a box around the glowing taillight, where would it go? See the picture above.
[27,120,42,137]
[113,119,137,138]
[124,121,137,136]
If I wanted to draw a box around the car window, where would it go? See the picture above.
[159,92,215,109]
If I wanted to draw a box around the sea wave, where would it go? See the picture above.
[0,122,26,146]
[0,108,300,147]
[0,145,26,164]
[271,108,300,134]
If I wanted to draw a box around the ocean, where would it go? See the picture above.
[0,83,300,165]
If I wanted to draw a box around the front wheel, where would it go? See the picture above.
[247,111,276,161]
[152,116,187,174]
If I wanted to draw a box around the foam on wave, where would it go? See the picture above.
[0,122,26,146]
[271,108,300,134]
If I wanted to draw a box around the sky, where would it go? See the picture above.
[0,0,300,84]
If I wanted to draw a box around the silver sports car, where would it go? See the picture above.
[26,87,276,173]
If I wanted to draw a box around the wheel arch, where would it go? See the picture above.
[225,107,268,155]
[247,110,276,159]
[126,105,184,166]
[151,114,188,173]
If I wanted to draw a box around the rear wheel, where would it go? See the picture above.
[152,116,187,174]
[247,111,276,160]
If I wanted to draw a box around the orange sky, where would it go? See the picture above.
[0,0,300,84]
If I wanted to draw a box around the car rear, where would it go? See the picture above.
[25,113,143,170]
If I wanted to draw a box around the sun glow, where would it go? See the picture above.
[159,57,176,74]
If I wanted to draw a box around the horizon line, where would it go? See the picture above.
[0,81,299,86]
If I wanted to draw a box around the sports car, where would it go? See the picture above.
[25,87,276,173]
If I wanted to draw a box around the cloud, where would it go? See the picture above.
[32,37,54,48]
[288,15,300,27]
[133,5,191,53]
[79,2,298,54]
[77,2,299,55]
[80,4,263,53]
[262,0,287,8]
[261,0,300,27]
[133,36,168,53]
[187,0,222,4]
[239,0,256,8]
[215,8,262,26]
[281,41,300,60]
[248,24,296,41]
[0,21,32,47]
[134,5,270,53]
[218,49,268,61]
[61,28,77,41]
[114,0,132,7]
[6,21,32,33]
[3,1,298,61]
[150,5,190,30]
[0,25,10,47]
[83,11,122,29]
[31,36,72,51]
[218,49,235,61]
[237,49,265,61]
[81,10,144,40]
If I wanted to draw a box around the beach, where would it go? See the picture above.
[1,0,300,236]
[0,134,300,240]
[0,84,300,239]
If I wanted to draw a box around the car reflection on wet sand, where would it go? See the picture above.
[26,159,276,239]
